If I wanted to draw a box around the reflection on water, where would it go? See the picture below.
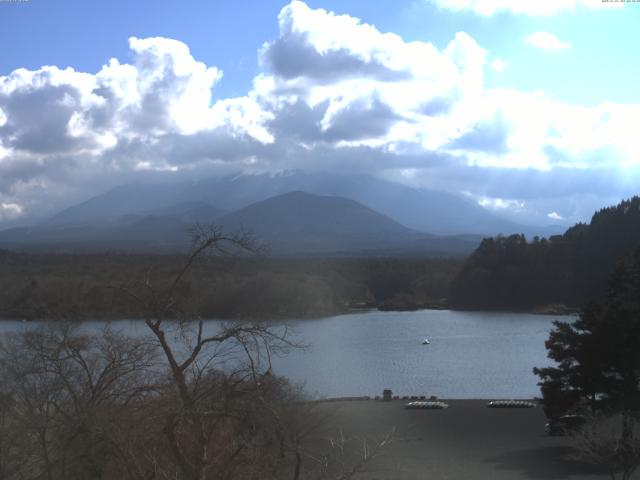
[0,309,567,399]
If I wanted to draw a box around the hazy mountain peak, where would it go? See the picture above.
[41,171,554,237]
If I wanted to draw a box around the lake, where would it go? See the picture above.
[0,309,566,399]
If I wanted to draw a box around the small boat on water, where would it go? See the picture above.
[422,338,430,345]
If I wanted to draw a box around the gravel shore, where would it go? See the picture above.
[310,399,607,480]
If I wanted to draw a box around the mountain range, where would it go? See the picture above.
[48,171,560,235]
[0,172,563,256]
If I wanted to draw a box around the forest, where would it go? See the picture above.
[451,196,640,311]
[0,248,459,321]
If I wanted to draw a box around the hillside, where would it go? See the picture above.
[47,172,552,236]
[0,191,480,256]
[217,191,421,252]
[450,196,640,310]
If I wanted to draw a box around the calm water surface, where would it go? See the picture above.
[0,309,566,399]
[271,309,563,399]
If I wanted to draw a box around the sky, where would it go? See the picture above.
[0,0,639,228]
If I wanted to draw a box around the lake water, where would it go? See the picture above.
[0,309,566,399]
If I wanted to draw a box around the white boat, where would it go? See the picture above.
[422,338,430,345]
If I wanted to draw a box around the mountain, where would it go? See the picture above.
[0,191,480,256]
[47,171,552,236]
[0,215,189,250]
[141,202,226,224]
[451,196,640,310]
[220,191,415,239]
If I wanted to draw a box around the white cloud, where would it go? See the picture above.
[547,211,564,220]
[478,196,524,210]
[254,1,494,154]
[0,202,23,220]
[427,0,623,16]
[0,1,638,225]
[490,58,507,73]
[525,31,572,50]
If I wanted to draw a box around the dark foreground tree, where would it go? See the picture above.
[452,196,640,311]
[535,248,640,478]
[534,248,640,423]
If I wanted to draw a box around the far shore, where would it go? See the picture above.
[0,304,578,323]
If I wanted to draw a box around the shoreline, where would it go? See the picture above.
[0,305,577,323]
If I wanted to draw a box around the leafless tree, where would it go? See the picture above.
[0,224,390,480]
[0,322,159,479]
[572,414,640,480]
[112,225,305,480]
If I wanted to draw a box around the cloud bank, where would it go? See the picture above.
[427,0,622,16]
[0,1,638,227]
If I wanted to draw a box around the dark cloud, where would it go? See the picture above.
[266,96,404,143]
[261,32,410,84]
[87,85,120,130]
[267,99,328,142]
[322,96,403,142]
[420,96,455,116]
[448,115,510,153]
[0,81,94,154]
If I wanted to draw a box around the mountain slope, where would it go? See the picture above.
[0,215,189,249]
[219,191,416,237]
[216,191,423,253]
[141,202,226,224]
[47,172,547,236]
[0,191,480,256]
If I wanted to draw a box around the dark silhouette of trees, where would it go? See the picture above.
[452,196,640,310]
[534,248,640,421]
[534,248,640,475]
[0,250,461,321]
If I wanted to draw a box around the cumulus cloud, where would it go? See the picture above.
[490,58,507,73]
[257,1,488,148]
[0,1,638,227]
[427,0,622,16]
[526,32,572,50]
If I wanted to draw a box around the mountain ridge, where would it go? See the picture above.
[45,171,559,237]
[0,190,480,256]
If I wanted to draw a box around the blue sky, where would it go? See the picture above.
[0,0,639,227]
[3,0,638,104]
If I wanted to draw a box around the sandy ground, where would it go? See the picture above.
[307,400,608,480]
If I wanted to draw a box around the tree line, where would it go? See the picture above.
[0,249,460,321]
[451,196,640,310]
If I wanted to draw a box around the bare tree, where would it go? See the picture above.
[0,224,390,480]
[0,323,159,480]
[113,225,304,480]
[572,414,640,480]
